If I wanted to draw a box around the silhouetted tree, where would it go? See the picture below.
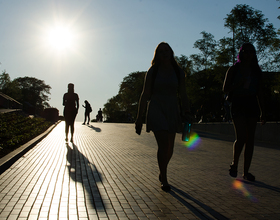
[0,70,10,91]
[14,77,51,113]
[103,4,280,122]
[224,4,280,70]
[175,55,193,77]
[276,0,280,35]
[103,71,145,122]
[0,72,51,115]
[190,31,217,71]
[0,71,21,101]
[216,37,233,67]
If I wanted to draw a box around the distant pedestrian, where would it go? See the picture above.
[97,108,103,122]
[135,42,191,191]
[82,100,92,125]
[223,43,266,181]
[63,83,79,142]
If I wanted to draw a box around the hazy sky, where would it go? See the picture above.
[0,0,279,121]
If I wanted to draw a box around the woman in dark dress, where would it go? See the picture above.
[135,42,190,191]
[223,43,266,181]
[63,83,79,142]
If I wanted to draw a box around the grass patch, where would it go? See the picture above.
[0,112,53,158]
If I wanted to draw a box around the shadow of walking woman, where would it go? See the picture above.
[169,186,229,220]
[88,125,102,132]
[66,143,105,211]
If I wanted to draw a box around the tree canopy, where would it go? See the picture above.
[103,71,145,122]
[0,71,51,115]
[103,4,280,122]
[224,4,280,70]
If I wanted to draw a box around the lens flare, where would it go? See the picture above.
[232,180,258,202]
[183,132,201,150]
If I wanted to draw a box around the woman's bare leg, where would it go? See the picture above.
[243,118,257,174]
[232,117,247,168]
[154,131,176,187]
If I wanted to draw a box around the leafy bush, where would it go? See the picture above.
[0,112,52,158]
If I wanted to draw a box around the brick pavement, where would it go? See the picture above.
[0,121,279,220]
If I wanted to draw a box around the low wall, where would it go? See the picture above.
[192,122,280,145]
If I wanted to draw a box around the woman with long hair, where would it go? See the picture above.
[135,42,190,191]
[63,83,79,142]
[223,43,266,181]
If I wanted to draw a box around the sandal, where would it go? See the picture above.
[161,184,171,192]
[243,173,255,181]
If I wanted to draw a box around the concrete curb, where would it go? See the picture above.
[0,120,61,175]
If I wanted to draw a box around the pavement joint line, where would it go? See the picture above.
[0,122,279,219]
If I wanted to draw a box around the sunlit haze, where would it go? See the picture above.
[0,0,279,121]
[47,26,74,51]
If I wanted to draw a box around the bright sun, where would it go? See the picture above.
[47,26,74,51]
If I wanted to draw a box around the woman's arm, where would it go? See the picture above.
[223,66,236,93]
[178,69,190,114]
[76,95,79,111]
[135,67,154,133]
[63,94,66,106]
[257,79,266,125]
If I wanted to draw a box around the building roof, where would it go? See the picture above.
[0,92,22,105]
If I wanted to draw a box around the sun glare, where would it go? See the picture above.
[47,26,74,51]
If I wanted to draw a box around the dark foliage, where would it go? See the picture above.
[0,112,52,158]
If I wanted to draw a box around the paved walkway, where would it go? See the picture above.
[0,122,279,220]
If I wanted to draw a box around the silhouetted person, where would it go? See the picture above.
[98,108,103,122]
[63,83,79,142]
[82,100,91,125]
[223,43,266,181]
[135,42,190,191]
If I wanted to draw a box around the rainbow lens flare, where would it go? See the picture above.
[232,179,258,202]
[183,132,201,150]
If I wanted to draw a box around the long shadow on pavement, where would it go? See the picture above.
[88,125,102,132]
[196,131,279,150]
[66,143,105,211]
[242,180,280,193]
[170,186,229,220]
[195,131,235,143]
